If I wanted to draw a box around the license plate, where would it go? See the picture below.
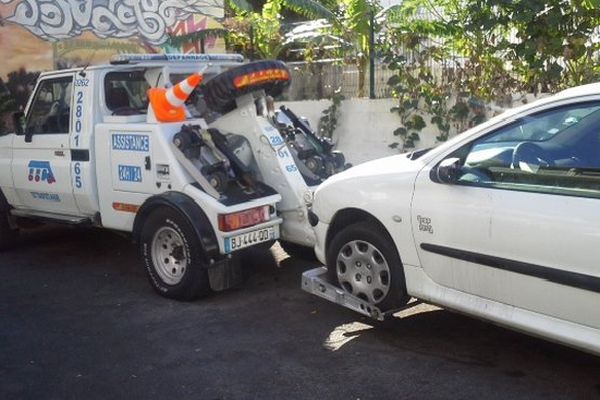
[224,227,275,253]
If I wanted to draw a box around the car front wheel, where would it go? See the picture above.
[326,221,408,311]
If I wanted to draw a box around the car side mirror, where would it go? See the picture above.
[12,111,24,136]
[436,157,461,184]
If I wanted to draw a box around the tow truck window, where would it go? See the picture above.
[26,77,73,135]
[104,71,149,115]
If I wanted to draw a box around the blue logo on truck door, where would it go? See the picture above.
[28,161,56,184]
[118,165,142,182]
[112,134,149,152]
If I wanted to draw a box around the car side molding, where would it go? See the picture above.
[420,243,600,294]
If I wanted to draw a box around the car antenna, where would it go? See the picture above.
[78,49,98,78]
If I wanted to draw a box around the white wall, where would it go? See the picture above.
[277,95,543,165]
[278,99,444,165]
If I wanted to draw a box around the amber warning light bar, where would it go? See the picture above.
[233,69,290,89]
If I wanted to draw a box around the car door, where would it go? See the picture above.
[412,100,600,330]
[11,74,80,215]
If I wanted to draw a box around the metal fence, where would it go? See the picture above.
[283,60,396,101]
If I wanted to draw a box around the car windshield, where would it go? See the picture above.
[485,104,600,143]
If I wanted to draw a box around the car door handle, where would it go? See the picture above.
[54,150,65,157]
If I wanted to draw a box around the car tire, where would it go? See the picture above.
[140,207,211,301]
[0,211,18,251]
[279,240,317,261]
[326,221,409,311]
[201,60,291,114]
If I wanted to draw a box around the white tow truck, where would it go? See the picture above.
[0,54,347,300]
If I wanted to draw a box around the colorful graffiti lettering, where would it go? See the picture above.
[1,0,224,45]
[28,160,56,184]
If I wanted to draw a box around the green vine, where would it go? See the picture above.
[318,89,344,139]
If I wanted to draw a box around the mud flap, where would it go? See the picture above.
[207,256,243,291]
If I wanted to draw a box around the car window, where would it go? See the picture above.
[452,101,600,198]
[104,71,149,115]
[481,104,600,143]
[26,77,73,135]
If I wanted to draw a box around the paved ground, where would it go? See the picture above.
[1,227,600,400]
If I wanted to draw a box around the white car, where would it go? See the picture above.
[311,83,600,355]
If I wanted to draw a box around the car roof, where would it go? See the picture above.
[555,82,600,100]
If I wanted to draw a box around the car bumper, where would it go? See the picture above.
[313,219,329,265]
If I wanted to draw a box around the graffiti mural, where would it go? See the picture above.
[0,0,225,132]
[1,0,223,45]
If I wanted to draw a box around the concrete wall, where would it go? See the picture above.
[277,98,447,165]
[277,96,542,165]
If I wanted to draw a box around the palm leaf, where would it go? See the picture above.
[226,0,254,13]
[283,0,337,22]
[167,28,230,47]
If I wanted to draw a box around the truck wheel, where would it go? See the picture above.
[279,240,317,261]
[140,207,210,301]
[326,221,409,311]
[0,212,18,251]
[201,60,291,114]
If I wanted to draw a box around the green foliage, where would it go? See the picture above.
[5,68,39,111]
[283,0,336,21]
[330,0,383,97]
[382,0,600,151]
[318,88,344,138]
[0,68,39,134]
[463,0,600,91]
[0,89,15,133]
[225,1,286,59]
[167,28,229,48]
[173,0,336,60]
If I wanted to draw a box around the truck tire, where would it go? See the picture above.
[279,240,317,261]
[140,207,210,301]
[326,221,409,311]
[0,211,18,251]
[201,60,291,114]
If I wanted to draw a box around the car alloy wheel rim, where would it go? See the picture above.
[151,227,188,285]
[336,240,391,304]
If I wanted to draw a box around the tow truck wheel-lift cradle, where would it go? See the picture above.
[301,267,422,321]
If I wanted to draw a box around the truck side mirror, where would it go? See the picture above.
[435,157,461,184]
[25,129,33,143]
[12,111,24,136]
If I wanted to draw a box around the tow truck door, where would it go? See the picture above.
[11,74,80,215]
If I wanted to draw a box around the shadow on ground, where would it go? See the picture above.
[0,227,599,399]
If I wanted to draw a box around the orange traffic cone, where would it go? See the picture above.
[148,73,203,122]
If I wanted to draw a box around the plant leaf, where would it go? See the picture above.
[167,28,230,47]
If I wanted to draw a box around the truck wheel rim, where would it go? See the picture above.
[151,227,188,285]
[336,240,390,304]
